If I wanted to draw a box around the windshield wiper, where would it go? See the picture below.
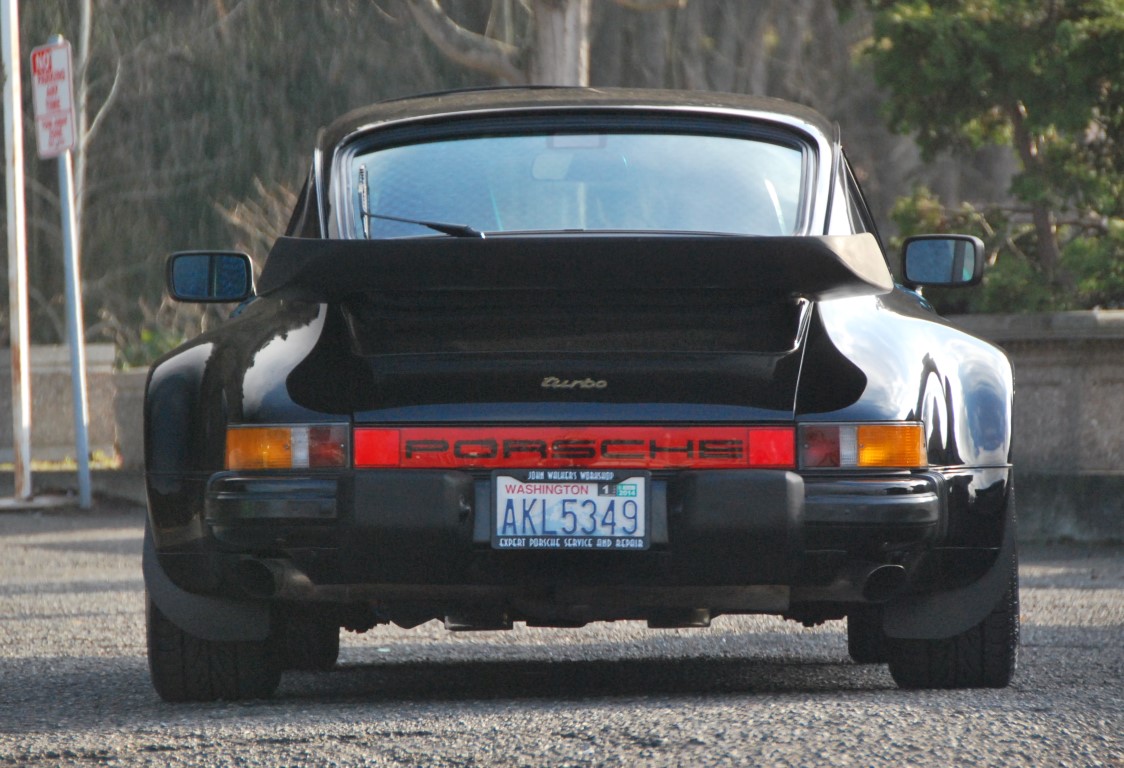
[356,163,484,239]
[358,166,372,239]
[364,212,485,239]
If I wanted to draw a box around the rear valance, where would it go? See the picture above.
[257,233,893,302]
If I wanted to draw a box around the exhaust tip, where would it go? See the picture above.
[862,564,907,603]
[235,559,280,599]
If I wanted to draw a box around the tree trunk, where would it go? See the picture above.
[1026,198,1061,282]
[529,0,591,85]
[1009,102,1062,281]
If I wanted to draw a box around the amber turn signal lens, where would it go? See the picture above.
[856,424,926,468]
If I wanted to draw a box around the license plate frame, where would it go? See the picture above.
[491,470,650,551]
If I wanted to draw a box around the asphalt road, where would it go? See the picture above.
[1,500,1121,767]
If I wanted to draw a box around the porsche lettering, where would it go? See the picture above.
[356,425,797,469]
[402,436,744,465]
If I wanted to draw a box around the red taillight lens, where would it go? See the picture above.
[353,426,796,470]
[799,426,842,468]
[307,425,349,467]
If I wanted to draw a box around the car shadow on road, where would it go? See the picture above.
[4,622,1119,729]
[281,651,894,703]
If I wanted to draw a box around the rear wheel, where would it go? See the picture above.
[847,605,888,664]
[146,593,282,702]
[886,553,1019,689]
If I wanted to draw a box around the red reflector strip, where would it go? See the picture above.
[353,428,400,468]
[747,426,797,468]
[353,426,795,469]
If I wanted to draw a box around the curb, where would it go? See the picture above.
[0,469,147,509]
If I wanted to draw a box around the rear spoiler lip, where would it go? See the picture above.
[257,233,893,302]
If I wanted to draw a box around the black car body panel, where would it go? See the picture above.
[144,88,1015,692]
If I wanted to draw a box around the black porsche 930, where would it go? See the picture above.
[144,88,1016,701]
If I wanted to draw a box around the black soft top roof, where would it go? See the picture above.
[317,87,836,154]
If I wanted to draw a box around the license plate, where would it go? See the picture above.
[492,470,649,551]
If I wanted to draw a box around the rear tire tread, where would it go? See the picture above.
[146,594,281,702]
[887,556,1019,690]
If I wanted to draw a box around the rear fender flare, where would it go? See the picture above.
[882,488,1016,640]
[142,522,271,643]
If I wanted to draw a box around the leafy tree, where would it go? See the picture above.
[892,185,1124,313]
[861,0,1124,290]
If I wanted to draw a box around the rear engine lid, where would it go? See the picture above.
[273,234,888,416]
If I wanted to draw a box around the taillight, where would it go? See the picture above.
[226,425,349,470]
[798,423,926,469]
[353,426,796,470]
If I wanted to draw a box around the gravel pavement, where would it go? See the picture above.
[1,499,1121,767]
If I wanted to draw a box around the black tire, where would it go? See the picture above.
[277,606,341,672]
[847,605,888,664]
[886,553,1019,689]
[146,592,282,702]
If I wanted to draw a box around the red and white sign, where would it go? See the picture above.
[30,40,76,158]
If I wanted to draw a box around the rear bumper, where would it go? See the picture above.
[192,467,953,589]
[147,465,1011,635]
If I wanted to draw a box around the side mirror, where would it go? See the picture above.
[166,251,254,302]
[902,235,985,288]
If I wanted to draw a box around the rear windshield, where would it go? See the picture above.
[343,130,805,238]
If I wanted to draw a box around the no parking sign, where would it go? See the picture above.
[30,38,76,158]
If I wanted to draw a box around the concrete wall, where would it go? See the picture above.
[0,345,119,464]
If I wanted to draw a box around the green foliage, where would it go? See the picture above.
[115,325,186,371]
[863,0,1124,280]
[1064,223,1124,308]
[867,1,1124,151]
[892,187,1124,313]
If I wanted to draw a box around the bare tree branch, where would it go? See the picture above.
[81,61,122,152]
[115,0,252,66]
[406,0,526,84]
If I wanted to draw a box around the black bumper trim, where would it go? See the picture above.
[206,473,339,521]
[804,475,942,526]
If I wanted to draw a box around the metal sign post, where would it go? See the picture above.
[31,36,91,508]
[2,0,33,502]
